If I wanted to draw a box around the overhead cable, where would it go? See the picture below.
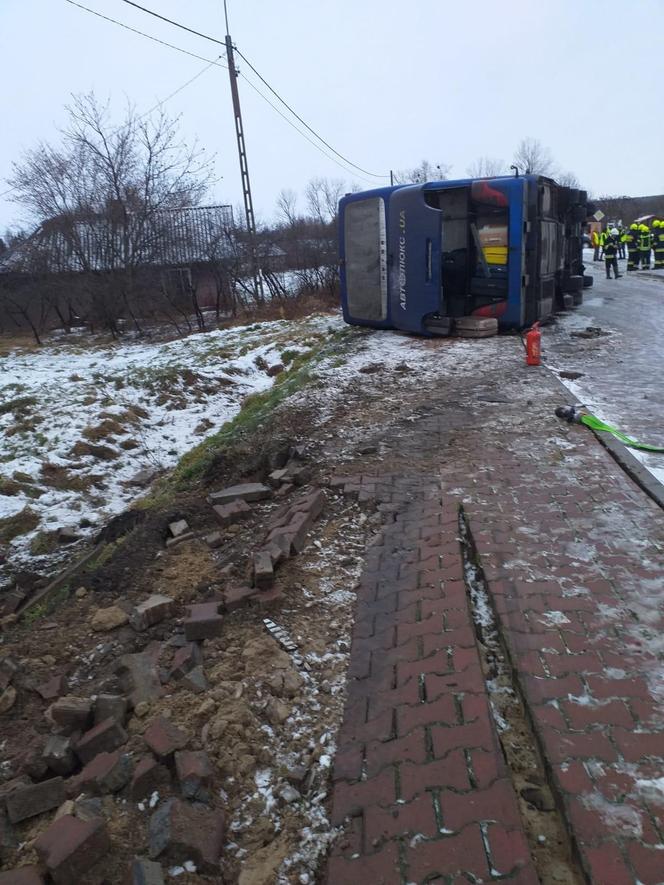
[113,0,389,179]
[238,71,375,185]
[65,0,227,67]
[119,0,225,46]
[235,48,389,179]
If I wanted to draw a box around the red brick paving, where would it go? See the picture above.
[325,344,664,884]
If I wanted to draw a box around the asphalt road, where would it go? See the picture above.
[544,253,664,485]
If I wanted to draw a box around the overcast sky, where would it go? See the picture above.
[1,0,663,233]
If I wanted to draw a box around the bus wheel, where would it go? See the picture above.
[424,315,452,336]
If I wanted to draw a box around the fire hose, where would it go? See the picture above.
[555,405,664,453]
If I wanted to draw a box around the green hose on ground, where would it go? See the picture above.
[555,406,664,453]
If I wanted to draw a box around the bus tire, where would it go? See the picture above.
[457,327,498,338]
[455,317,498,333]
[565,275,584,293]
[424,315,452,336]
[583,274,594,288]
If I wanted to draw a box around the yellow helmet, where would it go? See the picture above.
[653,219,661,228]
[640,224,649,231]
[630,223,638,230]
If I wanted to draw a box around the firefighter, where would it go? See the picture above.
[599,228,606,260]
[617,225,626,259]
[638,223,652,270]
[591,229,600,261]
[623,223,640,271]
[604,229,621,279]
[653,220,664,270]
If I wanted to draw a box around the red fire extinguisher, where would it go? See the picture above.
[525,322,541,366]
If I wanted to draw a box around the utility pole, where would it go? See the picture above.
[223,1,264,302]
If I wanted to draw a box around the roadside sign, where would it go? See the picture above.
[593,210,605,221]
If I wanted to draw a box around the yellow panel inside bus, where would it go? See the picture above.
[478,223,508,266]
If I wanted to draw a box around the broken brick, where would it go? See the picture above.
[75,717,128,764]
[49,696,92,734]
[94,694,128,726]
[0,775,32,808]
[181,666,208,694]
[266,526,296,556]
[222,585,258,612]
[168,519,189,539]
[35,673,68,701]
[284,465,312,486]
[67,751,133,796]
[205,531,223,549]
[183,602,223,641]
[170,643,203,680]
[130,594,175,632]
[116,650,163,707]
[127,857,165,885]
[211,498,251,528]
[165,533,194,548]
[148,798,224,872]
[293,488,325,520]
[130,756,171,801]
[252,550,275,589]
[275,482,295,498]
[174,750,212,800]
[42,735,76,777]
[268,468,289,487]
[208,482,271,505]
[34,814,110,884]
[6,777,65,823]
[144,717,188,760]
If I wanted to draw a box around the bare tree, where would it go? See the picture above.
[305,177,344,225]
[466,157,505,178]
[7,93,214,336]
[512,137,555,175]
[556,170,581,188]
[393,160,451,185]
[276,189,299,228]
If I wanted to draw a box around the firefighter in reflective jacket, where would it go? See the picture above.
[604,229,621,279]
[599,229,606,259]
[623,224,640,271]
[652,220,664,269]
[638,224,652,270]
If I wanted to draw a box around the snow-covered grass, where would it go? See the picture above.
[0,314,338,578]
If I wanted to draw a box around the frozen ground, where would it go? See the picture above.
[0,315,336,577]
[545,260,664,487]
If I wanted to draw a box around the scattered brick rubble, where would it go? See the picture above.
[0,445,331,882]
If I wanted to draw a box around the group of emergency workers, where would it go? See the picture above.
[590,221,664,278]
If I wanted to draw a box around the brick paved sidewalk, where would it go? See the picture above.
[325,339,664,885]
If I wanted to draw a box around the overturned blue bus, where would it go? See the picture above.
[338,175,590,335]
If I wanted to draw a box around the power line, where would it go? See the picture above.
[238,71,375,186]
[64,0,227,68]
[119,0,225,47]
[113,0,389,179]
[139,55,224,121]
[234,48,389,180]
[64,0,382,184]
